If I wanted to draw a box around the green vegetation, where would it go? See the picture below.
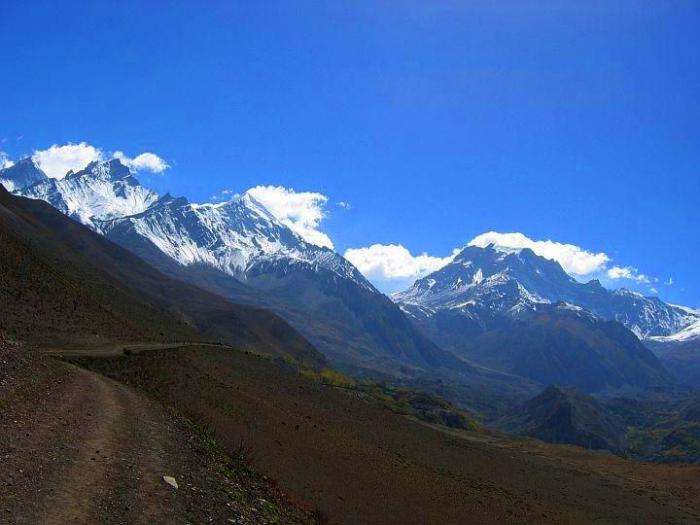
[607,394,700,463]
[301,367,480,431]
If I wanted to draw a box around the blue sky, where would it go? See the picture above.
[1,1,698,304]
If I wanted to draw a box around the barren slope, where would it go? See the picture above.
[0,185,324,367]
[79,345,700,525]
[0,342,319,524]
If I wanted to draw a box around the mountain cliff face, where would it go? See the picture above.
[3,159,458,375]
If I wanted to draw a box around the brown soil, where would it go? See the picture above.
[79,344,700,525]
[0,343,319,524]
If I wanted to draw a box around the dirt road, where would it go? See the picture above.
[0,347,316,524]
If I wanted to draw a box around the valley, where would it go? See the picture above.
[3,5,698,523]
[2,151,699,523]
[32,343,700,524]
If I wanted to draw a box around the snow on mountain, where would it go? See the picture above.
[394,244,699,339]
[99,190,372,289]
[649,306,700,343]
[1,158,459,373]
[3,158,372,291]
[16,159,160,228]
[0,157,47,192]
[2,158,695,343]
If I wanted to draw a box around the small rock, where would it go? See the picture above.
[162,475,178,490]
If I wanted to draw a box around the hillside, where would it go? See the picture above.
[2,175,700,523]
[0,185,325,367]
[413,303,671,392]
[0,339,319,524]
[74,344,700,524]
[497,385,628,453]
[647,338,700,388]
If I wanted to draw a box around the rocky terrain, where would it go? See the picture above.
[0,338,320,524]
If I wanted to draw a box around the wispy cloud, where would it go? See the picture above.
[245,185,334,249]
[607,266,650,284]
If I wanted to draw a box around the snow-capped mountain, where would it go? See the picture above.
[648,306,700,343]
[3,158,369,289]
[394,244,699,339]
[98,191,372,290]
[1,158,691,392]
[19,159,160,229]
[2,158,454,374]
[0,158,46,192]
[393,244,677,391]
[6,158,369,290]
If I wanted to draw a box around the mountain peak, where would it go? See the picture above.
[13,157,158,227]
[0,156,48,192]
[395,243,697,338]
[155,192,189,208]
[70,158,132,182]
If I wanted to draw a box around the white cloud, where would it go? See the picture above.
[337,201,352,210]
[607,266,650,284]
[31,143,170,179]
[244,185,334,249]
[344,244,454,282]
[32,142,103,179]
[113,151,169,173]
[0,151,14,169]
[468,231,610,276]
[650,287,659,294]
[345,230,661,295]
[665,277,674,286]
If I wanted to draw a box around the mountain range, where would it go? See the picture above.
[2,158,478,382]
[394,244,698,389]
[394,244,697,339]
[2,157,697,397]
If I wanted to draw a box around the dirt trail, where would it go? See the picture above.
[40,341,230,358]
[2,363,182,524]
[0,351,316,525]
[34,367,173,524]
